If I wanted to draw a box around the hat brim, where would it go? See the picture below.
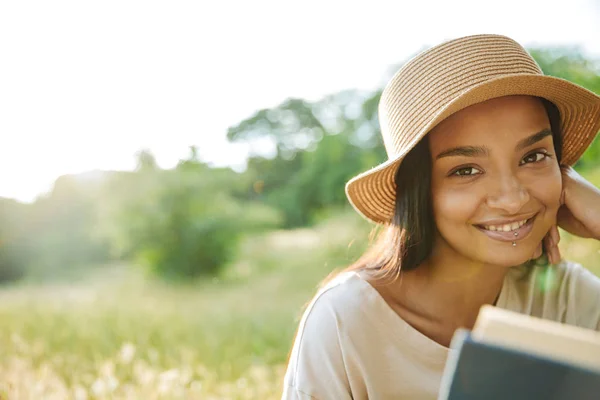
[345,74,600,224]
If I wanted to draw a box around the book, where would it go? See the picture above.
[438,305,600,400]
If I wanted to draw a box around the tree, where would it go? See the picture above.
[227,98,326,160]
[100,152,248,280]
[0,198,28,282]
[135,148,159,171]
[227,89,387,227]
[530,47,600,169]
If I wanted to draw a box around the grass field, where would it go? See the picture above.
[0,203,599,399]
[0,211,372,399]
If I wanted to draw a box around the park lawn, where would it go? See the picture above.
[0,211,371,399]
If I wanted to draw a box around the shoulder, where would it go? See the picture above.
[283,271,373,394]
[505,260,600,330]
[555,260,600,330]
[537,260,600,303]
[553,260,600,288]
[300,270,375,330]
[290,270,373,352]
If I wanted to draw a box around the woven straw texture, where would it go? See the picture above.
[345,34,600,225]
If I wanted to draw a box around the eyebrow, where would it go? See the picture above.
[515,128,553,151]
[435,145,489,160]
[435,128,553,160]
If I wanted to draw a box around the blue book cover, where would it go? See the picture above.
[438,329,600,400]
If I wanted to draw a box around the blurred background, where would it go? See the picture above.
[1,0,599,398]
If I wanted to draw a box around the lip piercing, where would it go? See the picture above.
[512,242,516,247]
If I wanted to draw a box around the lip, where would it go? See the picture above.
[475,214,537,243]
[477,213,538,226]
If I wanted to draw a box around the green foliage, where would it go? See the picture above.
[25,176,110,278]
[273,134,375,226]
[0,198,28,283]
[99,153,264,281]
[530,47,600,93]
[1,146,283,282]
[229,90,386,227]
[0,175,110,282]
[227,98,326,160]
[530,47,600,169]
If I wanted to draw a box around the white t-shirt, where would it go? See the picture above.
[282,261,600,400]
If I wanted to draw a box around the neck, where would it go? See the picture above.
[397,238,508,331]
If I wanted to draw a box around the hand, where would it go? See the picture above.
[556,166,600,239]
[532,166,600,264]
[532,225,560,265]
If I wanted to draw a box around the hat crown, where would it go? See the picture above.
[379,34,543,158]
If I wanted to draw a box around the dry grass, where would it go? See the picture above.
[0,210,370,399]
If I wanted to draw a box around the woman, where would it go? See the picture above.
[282,34,600,399]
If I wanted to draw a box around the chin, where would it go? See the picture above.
[475,250,536,268]
[448,236,542,268]
[472,232,543,266]
[436,223,548,267]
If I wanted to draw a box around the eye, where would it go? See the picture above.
[451,166,482,177]
[520,151,551,165]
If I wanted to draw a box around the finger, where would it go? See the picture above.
[559,166,567,206]
[554,235,562,264]
[547,234,562,265]
[557,206,593,238]
[552,244,561,265]
[550,225,560,245]
[532,242,542,259]
[544,234,555,264]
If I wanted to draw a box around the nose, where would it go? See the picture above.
[486,172,530,214]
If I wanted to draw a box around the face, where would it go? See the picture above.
[428,95,562,267]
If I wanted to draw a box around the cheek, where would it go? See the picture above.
[527,169,562,220]
[432,184,484,226]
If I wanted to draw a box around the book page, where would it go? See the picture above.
[472,305,600,372]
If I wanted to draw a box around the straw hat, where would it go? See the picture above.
[345,34,600,224]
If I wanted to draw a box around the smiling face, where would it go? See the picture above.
[428,95,562,267]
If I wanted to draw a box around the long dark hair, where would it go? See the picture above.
[337,98,563,285]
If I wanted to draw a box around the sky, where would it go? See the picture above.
[1,0,599,202]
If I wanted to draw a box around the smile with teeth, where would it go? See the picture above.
[482,218,530,232]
